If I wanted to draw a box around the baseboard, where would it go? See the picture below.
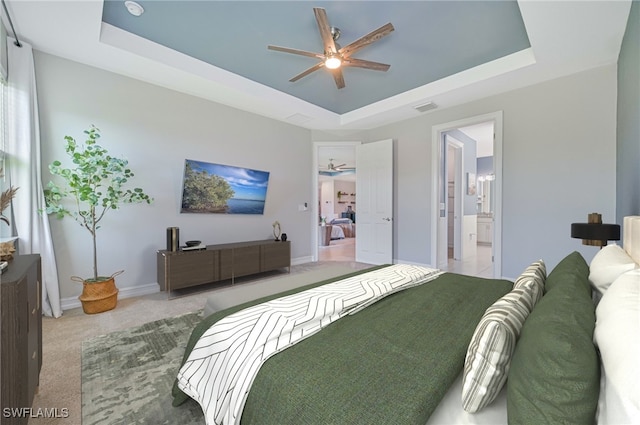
[61,282,161,311]
[394,259,436,268]
[292,255,313,265]
[61,256,312,310]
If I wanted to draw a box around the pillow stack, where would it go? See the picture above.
[508,251,600,425]
[461,260,546,413]
[594,268,640,424]
[589,243,636,296]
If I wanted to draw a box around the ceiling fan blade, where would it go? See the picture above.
[343,57,391,72]
[313,7,338,55]
[289,62,325,82]
[330,68,345,89]
[339,23,394,57]
[268,45,325,60]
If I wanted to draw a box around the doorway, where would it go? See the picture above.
[313,140,394,264]
[431,112,503,278]
[314,142,359,262]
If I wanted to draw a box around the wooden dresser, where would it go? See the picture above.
[1,254,42,424]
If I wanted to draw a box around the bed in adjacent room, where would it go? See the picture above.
[329,218,355,238]
[172,216,640,425]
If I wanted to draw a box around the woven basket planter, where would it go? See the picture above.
[75,273,120,314]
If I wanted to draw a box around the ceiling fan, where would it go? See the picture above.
[326,158,355,171]
[267,7,394,89]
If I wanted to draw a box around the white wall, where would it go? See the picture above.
[364,64,618,278]
[320,180,334,220]
[334,180,356,217]
[34,52,313,300]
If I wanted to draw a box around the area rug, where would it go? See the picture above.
[82,311,206,425]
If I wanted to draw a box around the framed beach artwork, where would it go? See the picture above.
[180,159,270,214]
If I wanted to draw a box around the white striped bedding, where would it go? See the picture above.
[176,264,443,425]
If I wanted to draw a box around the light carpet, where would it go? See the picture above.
[81,264,371,424]
[81,311,206,425]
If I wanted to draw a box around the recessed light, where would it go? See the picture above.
[124,1,144,17]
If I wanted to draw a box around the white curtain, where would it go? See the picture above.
[7,40,62,318]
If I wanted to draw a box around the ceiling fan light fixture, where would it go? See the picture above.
[267,7,394,89]
[325,55,342,69]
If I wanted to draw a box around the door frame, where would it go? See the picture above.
[312,141,361,261]
[430,111,503,277]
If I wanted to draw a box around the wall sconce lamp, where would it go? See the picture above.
[571,213,620,248]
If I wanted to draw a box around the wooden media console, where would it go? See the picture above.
[157,239,291,292]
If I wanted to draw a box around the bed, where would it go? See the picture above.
[172,216,640,425]
[329,218,355,238]
[329,223,346,240]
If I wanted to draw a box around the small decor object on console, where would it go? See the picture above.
[167,227,180,252]
[185,240,201,247]
[182,243,206,251]
[273,221,281,241]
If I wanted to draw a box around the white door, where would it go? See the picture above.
[356,139,393,264]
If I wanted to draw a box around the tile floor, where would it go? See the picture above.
[319,238,494,278]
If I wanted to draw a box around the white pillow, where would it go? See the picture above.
[589,244,636,295]
[594,269,640,425]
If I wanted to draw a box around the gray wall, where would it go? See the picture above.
[363,65,618,278]
[617,1,640,223]
[34,52,313,299]
[35,52,621,301]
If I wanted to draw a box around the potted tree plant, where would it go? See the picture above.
[43,125,152,314]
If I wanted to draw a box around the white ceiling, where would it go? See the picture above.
[459,122,494,158]
[2,1,632,131]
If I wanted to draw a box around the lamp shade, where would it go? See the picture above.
[571,213,620,247]
[571,223,620,241]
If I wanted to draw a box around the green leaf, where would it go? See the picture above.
[44,125,153,278]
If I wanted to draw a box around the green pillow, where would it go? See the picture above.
[507,252,599,425]
[544,251,590,293]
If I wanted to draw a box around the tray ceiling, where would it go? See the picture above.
[2,1,632,130]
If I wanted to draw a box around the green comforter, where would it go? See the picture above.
[173,268,512,425]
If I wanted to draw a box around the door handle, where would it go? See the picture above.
[382,217,392,221]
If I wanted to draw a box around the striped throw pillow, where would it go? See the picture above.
[461,284,538,412]
[513,259,546,303]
